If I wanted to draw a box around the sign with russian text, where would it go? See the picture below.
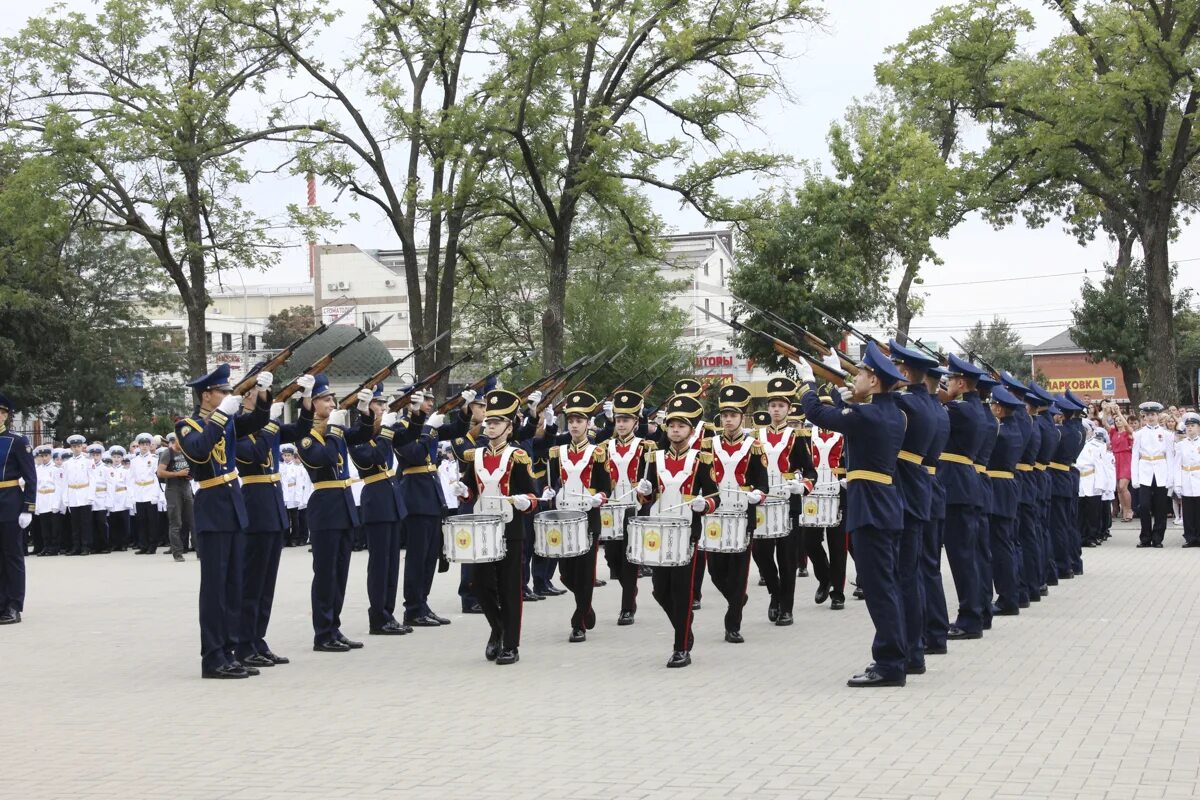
[1045,376,1115,394]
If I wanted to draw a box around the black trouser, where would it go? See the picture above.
[691,550,706,601]
[1138,482,1170,545]
[285,508,300,545]
[29,513,43,554]
[900,513,925,667]
[922,516,950,650]
[91,509,109,552]
[402,515,441,620]
[108,510,131,551]
[68,505,92,553]
[0,520,25,613]
[1181,496,1200,545]
[851,525,906,681]
[239,530,284,659]
[989,514,1020,612]
[135,502,158,552]
[472,535,523,651]
[34,513,59,554]
[558,530,600,631]
[751,526,799,614]
[310,527,352,645]
[366,521,403,628]
[805,523,848,599]
[196,528,245,672]
[651,556,699,652]
[602,537,639,613]
[706,548,752,634]
[1079,495,1103,545]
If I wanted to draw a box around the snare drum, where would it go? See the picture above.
[698,511,750,553]
[599,502,633,541]
[533,510,592,558]
[442,514,506,563]
[753,498,790,539]
[626,516,693,567]
[800,490,842,528]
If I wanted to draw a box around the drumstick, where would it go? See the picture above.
[657,491,723,514]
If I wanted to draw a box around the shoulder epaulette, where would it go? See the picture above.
[511,449,531,465]
[698,451,714,464]
[592,442,608,461]
[749,441,764,455]
[642,440,658,453]
[462,449,476,462]
[700,438,713,451]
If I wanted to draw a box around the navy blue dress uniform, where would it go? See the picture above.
[542,390,613,642]
[973,374,1000,631]
[1026,382,1060,591]
[296,374,376,652]
[1048,393,1083,580]
[920,366,951,654]
[886,340,942,673]
[636,394,720,668]
[798,342,909,686]
[175,364,271,677]
[1057,391,1089,575]
[458,389,540,664]
[234,393,312,666]
[1001,371,1042,605]
[985,387,1026,616]
[937,354,989,639]
[0,391,36,624]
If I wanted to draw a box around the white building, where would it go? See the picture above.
[313,244,413,356]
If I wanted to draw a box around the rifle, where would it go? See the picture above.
[274,324,384,403]
[436,356,522,415]
[536,350,605,415]
[697,306,849,385]
[568,344,628,393]
[514,353,591,399]
[338,329,452,410]
[387,349,479,412]
[888,326,948,366]
[734,295,859,374]
[639,359,677,399]
[812,307,888,354]
[951,336,1002,379]
[605,352,669,400]
[232,306,353,395]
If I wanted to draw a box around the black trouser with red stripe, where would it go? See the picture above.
[805,522,848,599]
[706,548,752,633]
[558,527,600,631]
[472,532,524,650]
[652,556,698,652]
[602,537,638,613]
[751,527,799,614]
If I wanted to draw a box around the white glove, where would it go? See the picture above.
[460,389,477,405]
[270,403,284,420]
[603,400,614,420]
[296,374,316,398]
[838,386,854,402]
[838,478,847,490]
[217,394,242,415]
[589,493,605,509]
[690,497,708,513]
[653,410,666,426]
[795,359,815,383]
[256,370,274,390]
[18,512,31,529]
[746,489,764,505]
[541,486,555,501]
[327,409,348,427]
[409,391,423,411]
[636,478,653,496]
[822,351,842,371]
[425,412,445,430]
[786,479,807,496]
[357,388,374,413]
[527,390,542,410]
[509,494,532,511]
[453,481,471,499]
[381,411,399,427]
[542,407,556,427]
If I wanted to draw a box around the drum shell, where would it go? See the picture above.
[626,516,693,566]
[442,514,507,563]
[533,510,592,558]
[598,502,634,541]
[800,491,842,528]
[753,499,791,539]
[697,511,751,553]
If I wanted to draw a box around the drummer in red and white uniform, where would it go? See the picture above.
[805,386,850,610]
[701,384,769,644]
[542,391,613,643]
[454,389,539,665]
[599,390,656,626]
[750,377,816,627]
[636,394,720,668]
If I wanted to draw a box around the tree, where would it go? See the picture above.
[881,0,1200,403]
[262,305,316,350]
[481,0,825,371]
[0,0,311,377]
[960,317,1026,380]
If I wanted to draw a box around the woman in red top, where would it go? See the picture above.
[1107,403,1134,521]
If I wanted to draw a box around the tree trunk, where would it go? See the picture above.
[894,258,919,339]
[542,227,572,373]
[1119,362,1142,407]
[180,168,209,379]
[1138,210,1179,403]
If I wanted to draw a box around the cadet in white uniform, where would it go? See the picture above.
[1131,402,1176,548]
[1173,412,1200,547]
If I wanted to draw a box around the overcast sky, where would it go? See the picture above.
[7,0,1200,347]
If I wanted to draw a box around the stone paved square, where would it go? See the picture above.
[4,520,1199,800]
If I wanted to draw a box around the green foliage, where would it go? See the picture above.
[262,306,317,350]
[960,317,1026,380]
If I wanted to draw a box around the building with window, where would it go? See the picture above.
[1026,328,1130,404]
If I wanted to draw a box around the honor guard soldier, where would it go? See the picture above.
[985,387,1027,618]
[972,373,1000,631]
[919,365,951,653]
[636,394,720,668]
[599,390,655,625]
[702,383,768,643]
[454,389,540,665]
[0,392,36,625]
[936,354,989,641]
[63,434,93,555]
[543,390,612,642]
[886,340,943,674]
[233,373,315,668]
[1173,412,1200,546]
[1026,382,1060,589]
[1002,372,1042,605]
[1132,401,1176,547]
[297,374,376,653]
[176,363,272,679]
[1048,393,1085,578]
[796,343,909,687]
[750,377,814,627]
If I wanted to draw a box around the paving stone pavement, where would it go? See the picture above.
[3,519,1199,800]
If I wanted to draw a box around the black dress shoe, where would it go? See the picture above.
[1038,585,1049,596]
[1046,577,1059,586]
[1029,593,1042,603]
[724,630,744,644]
[814,586,830,605]
[925,644,948,655]
[617,610,635,626]
[798,566,808,577]
[485,637,501,661]
[666,650,692,668]
[847,669,905,687]
[337,635,364,649]
[173,553,185,562]
[313,640,351,653]
[495,648,519,665]
[1153,542,1163,548]
[263,651,289,664]
[1184,542,1200,548]
[523,589,544,601]
[427,611,451,625]
[593,578,607,587]
[1018,599,1031,609]
[568,628,586,643]
[1058,572,1074,580]
[1136,542,1152,548]
[757,577,767,586]
[767,599,780,623]
[370,623,408,635]
[853,586,865,600]
[0,610,20,625]
[947,626,982,640]
[241,654,275,668]
[906,663,927,675]
[536,582,566,596]
[830,597,845,610]
[691,599,701,611]
[775,611,794,626]
[230,662,260,676]
[991,605,1020,616]
[406,615,443,627]
[202,664,249,679]
[463,603,484,614]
